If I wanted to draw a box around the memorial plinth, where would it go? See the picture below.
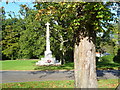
[36,22,61,66]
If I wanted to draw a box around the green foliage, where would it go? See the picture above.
[100,42,116,55]
[113,49,120,63]
[97,54,120,70]
[2,18,20,60]
[18,10,46,59]
[100,55,115,63]
[113,55,120,63]
[1,2,116,62]
[2,7,46,60]
[34,2,75,62]
[0,6,6,20]
[96,24,119,56]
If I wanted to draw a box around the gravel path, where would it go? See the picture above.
[0,70,120,83]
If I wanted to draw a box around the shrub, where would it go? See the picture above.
[101,55,114,63]
[113,49,120,63]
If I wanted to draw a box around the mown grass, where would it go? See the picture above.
[0,60,38,70]
[1,79,119,88]
[0,60,74,70]
[0,56,119,70]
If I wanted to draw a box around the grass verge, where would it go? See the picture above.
[1,79,119,88]
[0,60,38,70]
[0,60,119,70]
[0,60,74,70]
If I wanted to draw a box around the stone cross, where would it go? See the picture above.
[45,22,52,57]
[36,22,61,65]
[45,22,50,52]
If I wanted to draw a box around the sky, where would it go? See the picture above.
[1,1,35,18]
[0,1,118,19]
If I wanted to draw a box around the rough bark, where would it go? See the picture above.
[74,43,79,88]
[74,29,98,88]
[60,35,66,64]
[115,84,120,90]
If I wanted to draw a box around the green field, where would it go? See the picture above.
[1,79,119,88]
[0,58,119,70]
[1,60,38,70]
[0,60,74,70]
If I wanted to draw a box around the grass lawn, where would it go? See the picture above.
[0,60,38,70]
[1,79,119,88]
[0,59,120,70]
[97,62,120,70]
[0,60,74,70]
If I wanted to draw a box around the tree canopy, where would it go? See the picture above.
[1,1,119,88]
[1,2,117,60]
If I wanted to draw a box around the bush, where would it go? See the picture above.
[113,49,120,63]
[113,56,120,63]
[101,55,114,63]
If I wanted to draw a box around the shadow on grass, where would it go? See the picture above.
[97,62,120,70]
[34,62,74,70]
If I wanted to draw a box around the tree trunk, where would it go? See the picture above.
[74,29,98,88]
[60,35,65,64]
[115,84,120,90]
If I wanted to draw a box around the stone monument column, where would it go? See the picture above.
[36,22,61,66]
[46,22,50,52]
[45,22,52,58]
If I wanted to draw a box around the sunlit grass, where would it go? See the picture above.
[0,60,38,70]
[0,60,74,70]
[98,79,119,88]
[0,59,119,70]
[1,79,119,88]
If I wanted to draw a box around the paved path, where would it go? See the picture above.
[0,70,120,83]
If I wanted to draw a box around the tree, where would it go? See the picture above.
[73,2,114,88]
[111,2,120,48]
[0,6,6,60]
[1,4,46,60]
[3,2,115,88]
[18,9,45,59]
[33,2,114,88]
[2,17,20,60]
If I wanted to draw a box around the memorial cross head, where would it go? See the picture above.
[45,22,50,26]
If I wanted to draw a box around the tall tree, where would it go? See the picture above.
[2,17,20,60]
[17,5,46,59]
[73,2,114,88]
[1,4,46,60]
[0,6,6,60]
[34,2,114,88]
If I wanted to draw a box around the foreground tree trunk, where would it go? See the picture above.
[74,29,98,88]
[115,84,120,90]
